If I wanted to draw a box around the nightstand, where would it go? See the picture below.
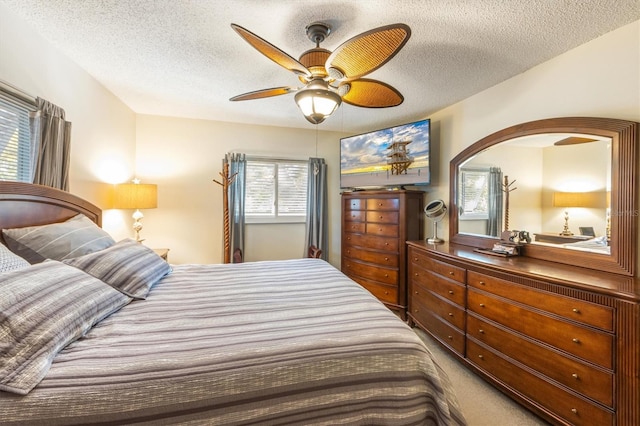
[153,248,169,261]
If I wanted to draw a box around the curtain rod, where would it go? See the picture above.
[0,79,37,106]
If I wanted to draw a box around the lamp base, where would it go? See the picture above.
[132,209,145,243]
[427,237,444,244]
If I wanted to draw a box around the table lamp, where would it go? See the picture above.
[113,179,157,242]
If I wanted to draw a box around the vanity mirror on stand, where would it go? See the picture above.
[407,117,639,426]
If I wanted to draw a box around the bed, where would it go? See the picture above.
[0,181,466,425]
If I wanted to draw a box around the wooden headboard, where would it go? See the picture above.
[0,182,102,241]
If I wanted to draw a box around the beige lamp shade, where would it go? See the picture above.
[553,191,603,208]
[113,183,157,209]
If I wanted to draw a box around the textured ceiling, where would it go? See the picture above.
[2,0,638,133]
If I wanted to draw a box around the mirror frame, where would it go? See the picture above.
[449,117,638,276]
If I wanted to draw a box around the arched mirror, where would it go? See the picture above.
[450,117,638,276]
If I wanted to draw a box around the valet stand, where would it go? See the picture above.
[213,161,237,264]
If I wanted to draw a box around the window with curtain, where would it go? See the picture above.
[459,167,490,220]
[0,94,33,182]
[245,158,308,223]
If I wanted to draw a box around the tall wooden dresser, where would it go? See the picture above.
[341,190,423,318]
[407,241,640,426]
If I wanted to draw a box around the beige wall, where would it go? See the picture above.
[426,20,639,273]
[0,2,137,239]
[134,115,346,265]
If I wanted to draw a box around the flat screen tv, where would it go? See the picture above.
[340,118,430,189]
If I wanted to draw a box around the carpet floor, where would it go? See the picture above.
[414,328,551,426]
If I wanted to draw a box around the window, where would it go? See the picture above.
[246,159,308,223]
[0,93,33,182]
[459,168,490,220]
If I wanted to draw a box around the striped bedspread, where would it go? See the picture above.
[1,258,466,425]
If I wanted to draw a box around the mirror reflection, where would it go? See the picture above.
[457,133,611,255]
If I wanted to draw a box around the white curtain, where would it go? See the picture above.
[304,157,328,260]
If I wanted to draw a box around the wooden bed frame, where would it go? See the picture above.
[0,182,101,242]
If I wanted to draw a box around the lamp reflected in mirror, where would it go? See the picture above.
[552,191,602,236]
[425,200,447,244]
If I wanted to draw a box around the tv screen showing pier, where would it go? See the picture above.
[340,118,430,189]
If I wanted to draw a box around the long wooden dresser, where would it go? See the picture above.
[407,241,640,426]
[341,190,423,318]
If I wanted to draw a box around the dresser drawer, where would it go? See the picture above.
[411,287,465,330]
[468,271,614,332]
[409,248,465,284]
[366,210,399,224]
[343,249,398,267]
[351,276,398,304]
[344,222,366,233]
[412,309,465,356]
[344,233,399,252]
[366,223,399,237]
[410,266,465,305]
[344,210,365,222]
[345,198,364,210]
[467,313,613,407]
[342,260,398,285]
[366,198,399,210]
[467,338,614,426]
[468,289,613,369]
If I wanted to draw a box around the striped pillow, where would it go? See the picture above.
[2,214,115,264]
[0,261,131,395]
[0,243,29,273]
[63,238,172,299]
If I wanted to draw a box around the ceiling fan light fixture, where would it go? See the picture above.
[294,83,342,124]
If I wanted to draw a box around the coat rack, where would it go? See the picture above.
[502,175,517,232]
[213,161,237,264]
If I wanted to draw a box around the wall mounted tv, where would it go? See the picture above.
[340,118,430,190]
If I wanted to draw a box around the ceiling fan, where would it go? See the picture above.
[229,22,411,124]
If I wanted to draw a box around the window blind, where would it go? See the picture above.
[0,93,33,182]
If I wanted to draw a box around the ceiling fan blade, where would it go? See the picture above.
[230,86,297,101]
[340,79,404,108]
[326,23,411,81]
[231,24,311,78]
[554,136,599,146]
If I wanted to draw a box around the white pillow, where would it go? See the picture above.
[0,243,29,273]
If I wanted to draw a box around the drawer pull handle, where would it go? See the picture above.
[448,271,454,276]
[479,303,485,308]
[384,274,388,277]
[571,408,578,415]
[572,373,579,380]
[414,257,418,261]
[384,291,389,295]
[379,215,383,219]
[379,228,383,231]
[478,355,484,359]
[414,291,419,295]
[385,242,389,246]
[384,257,389,261]
[479,281,485,285]
[414,272,419,276]
[572,338,580,344]
[572,308,580,313]
[448,290,454,294]
[448,312,453,317]
[479,329,484,334]
[447,335,453,340]
[414,309,419,313]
